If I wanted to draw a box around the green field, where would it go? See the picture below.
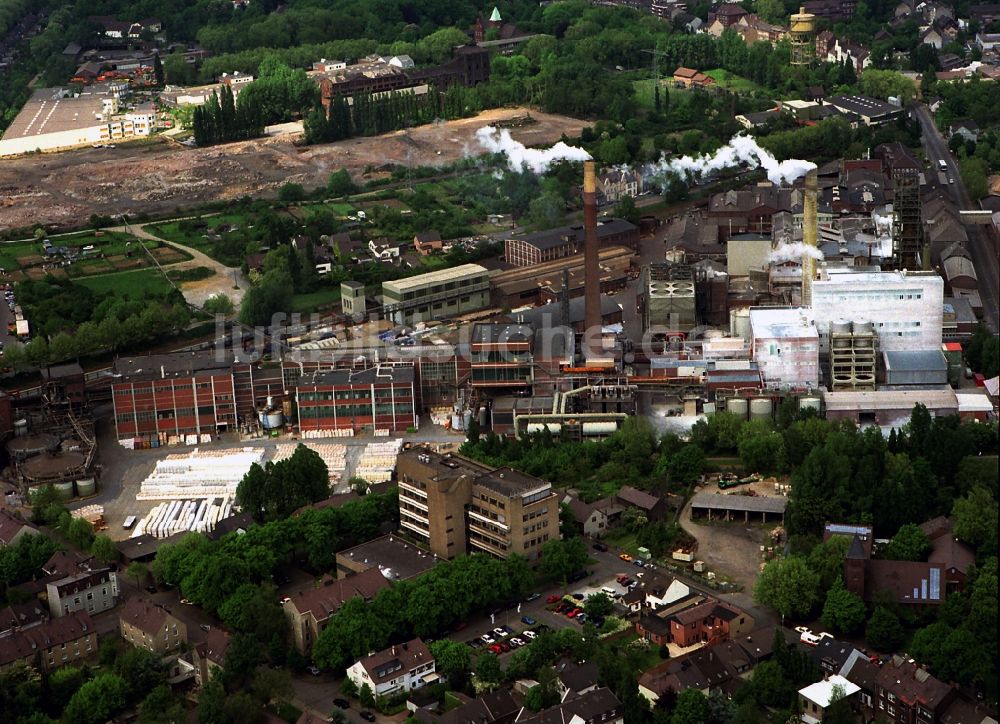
[0,231,153,272]
[149,213,250,251]
[704,68,765,94]
[290,286,342,313]
[76,268,174,297]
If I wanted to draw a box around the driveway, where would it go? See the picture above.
[106,222,247,309]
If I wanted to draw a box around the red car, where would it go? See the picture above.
[567,608,582,618]
[489,644,503,654]
[499,641,511,652]
[546,595,561,604]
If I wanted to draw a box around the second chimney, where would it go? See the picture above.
[583,160,601,343]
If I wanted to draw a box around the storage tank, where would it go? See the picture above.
[830,319,851,347]
[726,397,749,419]
[525,423,561,435]
[852,320,874,348]
[75,478,96,497]
[582,421,619,436]
[463,410,473,430]
[730,308,751,340]
[258,406,284,430]
[54,481,74,500]
[750,398,773,421]
[478,407,488,428]
[798,397,821,414]
[13,419,27,437]
[450,412,465,431]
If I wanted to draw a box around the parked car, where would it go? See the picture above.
[360,711,376,722]
[510,637,525,648]
[633,559,645,567]
[481,634,495,644]
[501,625,514,635]
[499,641,511,652]
[306,665,320,676]
[567,608,582,618]
[523,630,537,640]
[468,639,483,648]
[592,541,608,552]
[546,594,561,604]
[576,613,588,624]
[489,644,503,654]
[493,627,507,638]
[619,553,633,562]
[521,616,536,626]
[525,592,541,602]
[570,593,584,601]
[332,699,350,709]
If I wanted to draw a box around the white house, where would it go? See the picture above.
[798,674,861,723]
[369,239,400,261]
[346,638,437,698]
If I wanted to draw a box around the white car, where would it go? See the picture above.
[523,630,537,640]
[509,637,525,647]
[481,634,495,645]
[492,627,506,638]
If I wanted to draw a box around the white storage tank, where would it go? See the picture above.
[54,481,74,500]
[525,423,561,435]
[13,419,27,437]
[726,397,749,419]
[76,478,96,497]
[258,407,284,430]
[582,421,619,436]
[750,397,773,421]
[798,397,821,414]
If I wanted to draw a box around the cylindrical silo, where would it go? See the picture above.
[726,397,749,420]
[750,398,774,422]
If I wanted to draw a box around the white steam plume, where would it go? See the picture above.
[652,135,816,186]
[871,211,893,241]
[769,242,824,264]
[475,126,591,174]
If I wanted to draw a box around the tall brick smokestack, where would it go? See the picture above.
[802,169,818,306]
[583,161,601,339]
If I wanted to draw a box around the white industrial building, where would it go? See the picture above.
[0,85,156,157]
[810,269,943,354]
[749,307,819,390]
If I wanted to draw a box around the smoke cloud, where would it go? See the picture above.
[651,135,817,186]
[475,126,591,174]
[872,211,893,241]
[769,242,824,264]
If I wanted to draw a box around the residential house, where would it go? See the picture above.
[119,596,188,655]
[421,688,522,723]
[193,627,231,686]
[515,687,623,724]
[0,611,96,672]
[622,573,690,613]
[920,516,976,591]
[369,238,401,262]
[615,485,669,522]
[672,67,715,88]
[638,645,739,703]
[554,659,601,697]
[45,567,119,617]
[598,168,645,205]
[636,595,753,648]
[920,25,945,48]
[874,656,956,722]
[798,675,861,723]
[949,120,980,142]
[708,3,749,26]
[283,568,391,654]
[562,493,622,537]
[414,231,444,256]
[0,599,48,637]
[346,638,436,697]
[0,509,39,545]
[736,625,809,666]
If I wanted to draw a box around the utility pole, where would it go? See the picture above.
[641,42,670,105]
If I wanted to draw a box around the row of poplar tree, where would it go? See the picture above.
[303,82,481,144]
[191,85,266,146]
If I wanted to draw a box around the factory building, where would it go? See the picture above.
[295,365,417,434]
[489,246,633,309]
[749,308,819,390]
[110,353,237,446]
[396,447,559,562]
[469,323,533,390]
[382,264,491,325]
[0,85,154,157]
[639,263,697,333]
[504,219,639,267]
[810,269,943,354]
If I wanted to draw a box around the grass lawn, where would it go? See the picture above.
[704,68,765,94]
[149,212,250,250]
[290,286,342,313]
[633,78,690,109]
[620,633,665,671]
[76,268,173,297]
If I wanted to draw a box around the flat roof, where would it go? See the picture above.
[115,351,232,381]
[383,264,489,293]
[822,388,958,411]
[799,675,861,707]
[2,87,109,139]
[690,492,787,514]
[883,349,947,372]
[750,307,817,339]
[814,269,942,287]
[828,95,900,118]
[337,533,444,580]
[308,365,414,385]
[510,218,637,251]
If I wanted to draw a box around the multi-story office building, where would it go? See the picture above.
[469,323,533,390]
[295,365,417,434]
[396,447,559,562]
[111,352,237,445]
[810,269,943,354]
[382,264,491,325]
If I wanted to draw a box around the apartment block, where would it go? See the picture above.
[46,568,119,618]
[396,447,559,562]
[119,596,188,655]
[111,352,237,445]
[295,365,417,434]
[382,264,491,325]
[0,611,96,672]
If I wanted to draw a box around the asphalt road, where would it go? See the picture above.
[914,103,1000,333]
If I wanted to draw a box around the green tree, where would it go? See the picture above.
[340,676,358,698]
[428,639,471,689]
[475,652,502,686]
[753,555,820,621]
[666,444,705,485]
[671,688,710,724]
[865,606,905,652]
[65,517,95,550]
[90,535,118,563]
[745,659,793,708]
[538,537,589,583]
[613,195,640,225]
[278,183,306,204]
[198,676,227,724]
[63,673,128,724]
[952,486,998,556]
[138,684,185,724]
[48,666,87,713]
[820,577,866,634]
[584,592,614,619]
[328,169,358,196]
[359,683,375,708]
[884,523,933,561]
[114,647,167,702]
[153,54,164,87]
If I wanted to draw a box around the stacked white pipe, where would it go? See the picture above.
[354,439,403,484]
[71,504,104,524]
[136,447,266,501]
[300,428,354,438]
[132,497,235,538]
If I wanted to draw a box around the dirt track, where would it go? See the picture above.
[0,108,586,232]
